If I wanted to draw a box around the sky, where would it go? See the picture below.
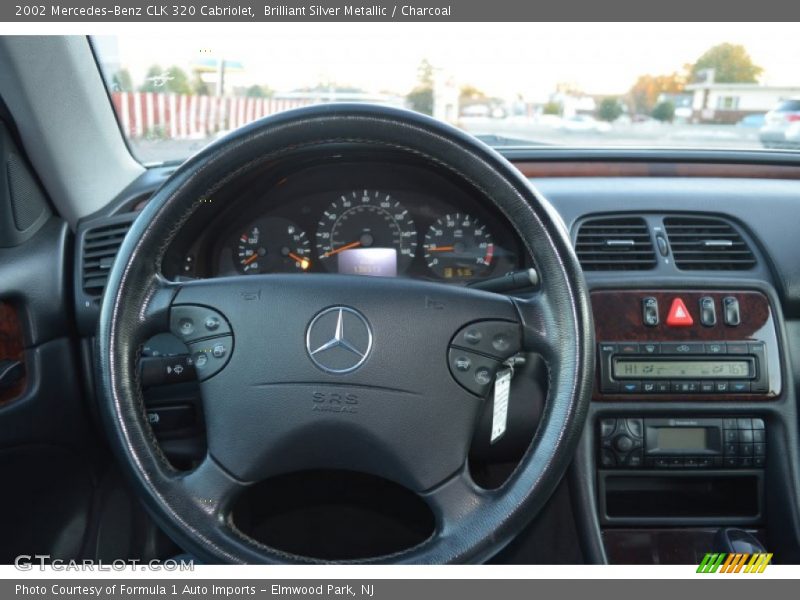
[100,23,800,100]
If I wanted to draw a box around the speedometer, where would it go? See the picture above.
[316,190,417,276]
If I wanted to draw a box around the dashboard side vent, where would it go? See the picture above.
[575,217,656,271]
[81,219,133,296]
[664,216,756,270]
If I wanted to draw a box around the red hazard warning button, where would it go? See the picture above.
[666,298,694,327]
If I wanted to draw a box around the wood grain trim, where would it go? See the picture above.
[0,302,25,404]
[590,290,781,401]
[514,161,800,180]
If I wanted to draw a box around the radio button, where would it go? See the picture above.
[724,457,738,468]
[614,435,634,453]
[752,429,765,443]
[752,418,765,430]
[700,381,715,393]
[739,443,754,456]
[754,443,766,456]
[739,457,754,468]
[600,418,617,438]
[699,297,717,327]
[736,418,753,429]
[739,430,754,443]
[655,458,670,468]
[661,342,704,354]
[625,418,643,438]
[669,457,684,467]
[685,457,699,468]
[698,458,713,468]
[724,443,738,455]
[730,381,751,393]
[600,450,616,468]
[723,418,737,428]
[753,456,766,467]
[705,342,726,354]
[724,430,739,443]
[626,451,643,467]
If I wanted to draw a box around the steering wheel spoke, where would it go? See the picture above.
[175,455,252,520]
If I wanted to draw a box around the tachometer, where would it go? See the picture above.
[236,218,312,274]
[423,213,495,280]
[316,190,417,276]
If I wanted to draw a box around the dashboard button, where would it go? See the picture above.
[752,418,765,430]
[655,381,671,393]
[705,342,726,354]
[737,418,753,429]
[739,457,754,468]
[739,429,754,443]
[724,443,737,455]
[618,343,639,354]
[662,342,704,354]
[699,296,717,327]
[723,296,741,326]
[730,381,751,393]
[620,381,641,393]
[753,456,766,468]
[739,443,753,456]
[642,297,659,327]
[726,342,749,354]
[754,443,766,456]
[700,381,715,393]
[641,343,660,354]
[724,430,739,443]
[642,381,658,393]
[752,430,766,443]
[714,381,730,393]
[600,450,616,468]
[600,419,618,438]
[666,298,694,327]
[724,457,738,468]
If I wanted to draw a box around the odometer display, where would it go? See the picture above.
[423,213,495,280]
[316,190,417,275]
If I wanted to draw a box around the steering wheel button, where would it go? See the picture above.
[451,320,521,360]
[178,318,194,336]
[474,368,492,386]
[171,304,232,342]
[454,356,472,372]
[212,343,227,358]
[463,329,482,344]
[194,352,208,368]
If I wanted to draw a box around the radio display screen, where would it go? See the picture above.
[656,427,708,451]
[612,359,751,379]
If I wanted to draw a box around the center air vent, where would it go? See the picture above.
[81,218,134,296]
[664,216,756,271]
[575,217,656,271]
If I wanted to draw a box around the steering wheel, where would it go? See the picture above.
[96,104,594,564]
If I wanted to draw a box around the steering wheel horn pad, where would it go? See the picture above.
[96,104,594,564]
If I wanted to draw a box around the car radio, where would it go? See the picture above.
[598,340,769,395]
[599,416,766,469]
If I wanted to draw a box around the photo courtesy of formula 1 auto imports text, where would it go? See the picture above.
[1,0,800,597]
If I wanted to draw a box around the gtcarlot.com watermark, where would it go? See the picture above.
[14,555,194,572]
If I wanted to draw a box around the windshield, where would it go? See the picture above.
[92,24,800,164]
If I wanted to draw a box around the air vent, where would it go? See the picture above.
[575,217,656,271]
[81,220,133,296]
[664,216,756,270]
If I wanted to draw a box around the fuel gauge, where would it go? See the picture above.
[236,218,312,274]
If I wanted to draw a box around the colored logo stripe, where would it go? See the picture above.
[697,553,772,573]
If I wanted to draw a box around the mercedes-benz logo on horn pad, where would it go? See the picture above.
[306,307,373,374]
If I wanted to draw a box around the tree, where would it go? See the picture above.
[651,100,675,123]
[110,68,133,92]
[689,43,762,84]
[407,59,435,116]
[542,101,561,116]
[597,97,623,122]
[628,72,685,115]
[459,84,487,106]
[139,65,192,94]
[244,85,272,98]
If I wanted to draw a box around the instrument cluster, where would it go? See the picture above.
[180,162,524,283]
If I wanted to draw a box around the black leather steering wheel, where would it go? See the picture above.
[96,104,594,564]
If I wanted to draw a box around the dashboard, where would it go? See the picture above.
[173,161,524,284]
